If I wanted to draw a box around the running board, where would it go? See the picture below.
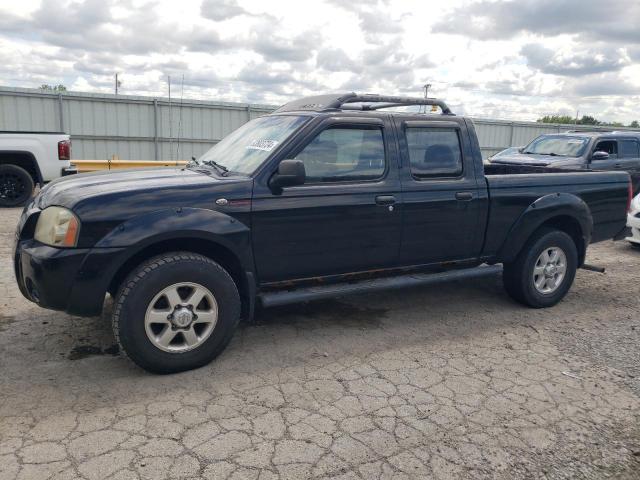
[258,264,503,308]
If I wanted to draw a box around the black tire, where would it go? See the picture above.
[0,164,34,207]
[112,252,241,374]
[503,228,578,308]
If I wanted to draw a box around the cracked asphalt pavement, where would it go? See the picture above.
[1,207,639,479]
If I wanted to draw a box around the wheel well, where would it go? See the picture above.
[0,152,41,184]
[538,215,586,266]
[108,238,252,319]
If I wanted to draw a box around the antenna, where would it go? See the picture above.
[168,75,172,161]
[176,74,185,161]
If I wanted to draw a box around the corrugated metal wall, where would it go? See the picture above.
[0,86,636,160]
[0,87,273,161]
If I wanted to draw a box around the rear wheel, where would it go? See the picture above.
[0,164,34,207]
[503,228,578,308]
[112,252,241,374]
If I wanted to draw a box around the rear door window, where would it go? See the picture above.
[620,139,640,158]
[405,128,463,178]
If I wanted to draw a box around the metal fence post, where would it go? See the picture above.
[153,98,159,160]
[57,93,65,132]
[247,105,251,122]
[509,121,515,146]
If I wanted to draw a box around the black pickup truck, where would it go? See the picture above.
[14,93,632,373]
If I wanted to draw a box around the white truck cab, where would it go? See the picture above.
[0,131,75,206]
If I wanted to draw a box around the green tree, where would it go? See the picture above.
[630,120,639,128]
[39,84,67,92]
[537,114,604,126]
[578,115,600,125]
[537,115,575,124]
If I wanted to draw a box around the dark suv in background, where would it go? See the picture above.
[489,131,640,192]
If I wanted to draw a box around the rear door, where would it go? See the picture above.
[394,117,483,265]
[251,115,402,283]
[618,137,640,174]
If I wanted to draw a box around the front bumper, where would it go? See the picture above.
[626,212,640,244]
[14,239,127,316]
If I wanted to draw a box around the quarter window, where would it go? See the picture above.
[620,140,640,158]
[294,126,386,183]
[405,128,463,177]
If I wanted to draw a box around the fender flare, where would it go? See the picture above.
[95,207,254,273]
[496,193,593,264]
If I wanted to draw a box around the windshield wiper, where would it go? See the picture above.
[201,159,229,176]
[525,152,565,157]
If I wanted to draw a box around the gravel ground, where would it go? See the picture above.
[0,206,639,480]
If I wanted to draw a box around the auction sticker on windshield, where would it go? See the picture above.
[247,139,279,151]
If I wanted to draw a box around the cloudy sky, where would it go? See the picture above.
[1,0,639,123]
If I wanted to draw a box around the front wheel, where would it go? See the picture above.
[112,252,241,374]
[503,228,578,308]
[0,164,35,207]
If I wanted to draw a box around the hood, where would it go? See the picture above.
[35,167,252,221]
[490,153,586,168]
[490,153,554,166]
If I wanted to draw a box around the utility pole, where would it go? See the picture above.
[419,83,432,113]
[115,73,121,95]
[168,75,173,161]
[422,84,432,113]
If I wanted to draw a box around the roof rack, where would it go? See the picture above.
[564,129,613,133]
[274,92,453,115]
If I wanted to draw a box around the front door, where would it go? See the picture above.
[590,139,620,171]
[251,116,402,283]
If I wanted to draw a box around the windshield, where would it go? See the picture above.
[523,135,589,157]
[197,115,308,175]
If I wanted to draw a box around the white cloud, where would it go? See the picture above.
[0,0,638,123]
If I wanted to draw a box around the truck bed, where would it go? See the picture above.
[485,161,640,193]
[482,166,630,258]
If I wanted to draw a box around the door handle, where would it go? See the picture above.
[455,192,474,201]
[615,163,622,168]
[375,195,396,205]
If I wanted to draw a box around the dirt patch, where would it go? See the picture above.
[68,344,119,360]
[0,314,16,332]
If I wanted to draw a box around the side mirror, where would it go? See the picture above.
[517,147,524,153]
[269,159,305,190]
[592,150,609,161]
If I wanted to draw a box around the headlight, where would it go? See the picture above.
[34,207,80,247]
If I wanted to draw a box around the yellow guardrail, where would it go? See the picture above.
[72,160,188,173]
